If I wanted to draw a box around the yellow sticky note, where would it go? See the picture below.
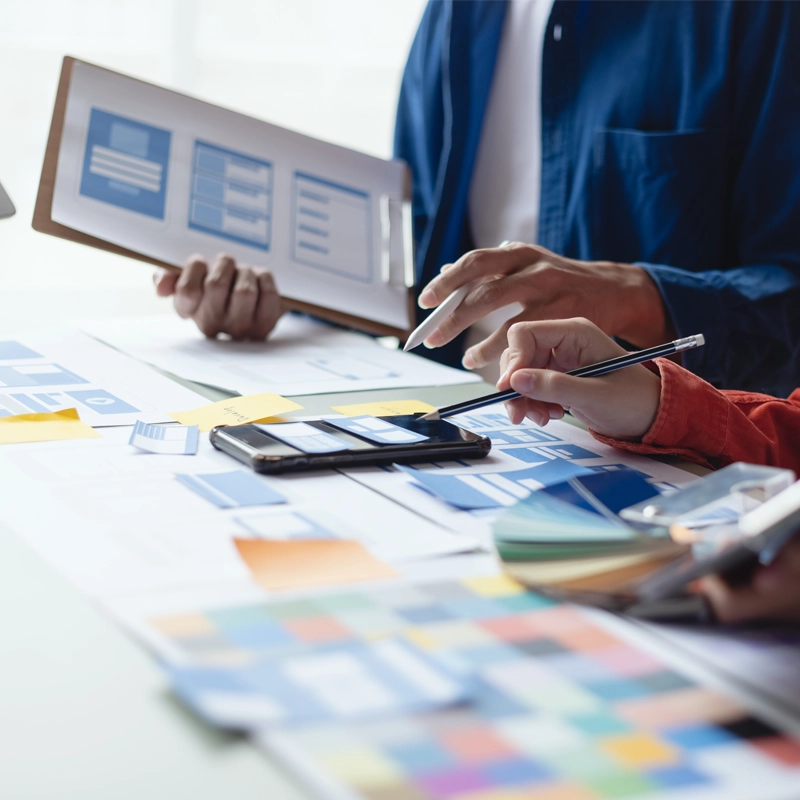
[330,399,435,417]
[0,407,101,444]
[169,393,303,432]
[234,538,396,592]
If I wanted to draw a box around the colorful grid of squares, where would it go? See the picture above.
[151,578,800,799]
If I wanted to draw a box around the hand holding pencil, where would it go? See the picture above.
[496,318,668,439]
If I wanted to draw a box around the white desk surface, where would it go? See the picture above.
[0,286,491,800]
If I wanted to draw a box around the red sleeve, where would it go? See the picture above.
[591,358,800,473]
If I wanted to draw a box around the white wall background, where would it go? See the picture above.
[0,0,427,292]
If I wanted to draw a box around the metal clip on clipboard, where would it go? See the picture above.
[379,195,415,288]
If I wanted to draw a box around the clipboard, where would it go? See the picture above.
[34,57,416,339]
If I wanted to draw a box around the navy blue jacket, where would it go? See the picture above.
[394,0,800,396]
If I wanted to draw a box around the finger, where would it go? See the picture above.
[223,267,259,340]
[701,576,779,624]
[505,397,564,427]
[154,268,180,297]
[250,271,283,340]
[173,255,208,318]
[424,272,536,348]
[508,368,616,412]
[193,254,237,338]
[418,242,541,309]
[463,316,522,370]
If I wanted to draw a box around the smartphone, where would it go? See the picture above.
[209,414,491,474]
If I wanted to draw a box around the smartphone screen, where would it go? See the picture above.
[210,415,491,474]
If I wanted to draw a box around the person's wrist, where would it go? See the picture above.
[608,263,674,348]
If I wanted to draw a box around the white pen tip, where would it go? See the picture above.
[695,334,705,347]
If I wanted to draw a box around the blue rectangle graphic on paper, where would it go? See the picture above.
[80,108,171,219]
[0,341,42,360]
[188,141,273,251]
[65,389,139,415]
[257,422,350,454]
[325,416,429,446]
[176,471,286,508]
[0,364,88,388]
[167,638,467,730]
[398,461,593,510]
[235,511,339,541]
[291,172,372,282]
[129,420,199,455]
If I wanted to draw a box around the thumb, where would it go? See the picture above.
[510,368,598,410]
[154,268,180,296]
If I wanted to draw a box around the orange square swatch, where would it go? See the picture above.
[234,538,396,591]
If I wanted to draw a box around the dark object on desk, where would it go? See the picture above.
[0,180,14,220]
[211,414,491,475]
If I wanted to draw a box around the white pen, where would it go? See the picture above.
[403,241,511,352]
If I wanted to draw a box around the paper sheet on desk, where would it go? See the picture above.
[0,328,207,426]
[76,314,481,396]
[0,427,479,599]
[342,406,697,548]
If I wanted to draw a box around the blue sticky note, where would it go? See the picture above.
[176,470,286,508]
[325,416,429,445]
[257,421,349,454]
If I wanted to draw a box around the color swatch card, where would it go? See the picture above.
[129,420,198,455]
[257,578,800,800]
[142,576,800,799]
[167,638,467,730]
[397,461,594,510]
[176,470,286,508]
[326,416,429,445]
[258,422,349,454]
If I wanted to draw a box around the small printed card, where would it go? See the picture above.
[129,420,199,455]
[176,470,286,508]
[325,415,429,445]
[257,421,349,454]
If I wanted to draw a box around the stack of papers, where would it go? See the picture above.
[77,313,481,396]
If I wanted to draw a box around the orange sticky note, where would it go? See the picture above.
[234,538,396,591]
[0,407,100,444]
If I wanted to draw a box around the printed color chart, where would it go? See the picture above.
[149,577,800,800]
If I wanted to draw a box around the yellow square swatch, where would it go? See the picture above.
[601,732,679,768]
[330,399,435,417]
[0,407,100,444]
[464,574,525,598]
[169,393,303,432]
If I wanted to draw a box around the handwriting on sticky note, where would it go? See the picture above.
[234,538,396,591]
[330,399,435,417]
[0,407,100,444]
[169,393,303,432]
